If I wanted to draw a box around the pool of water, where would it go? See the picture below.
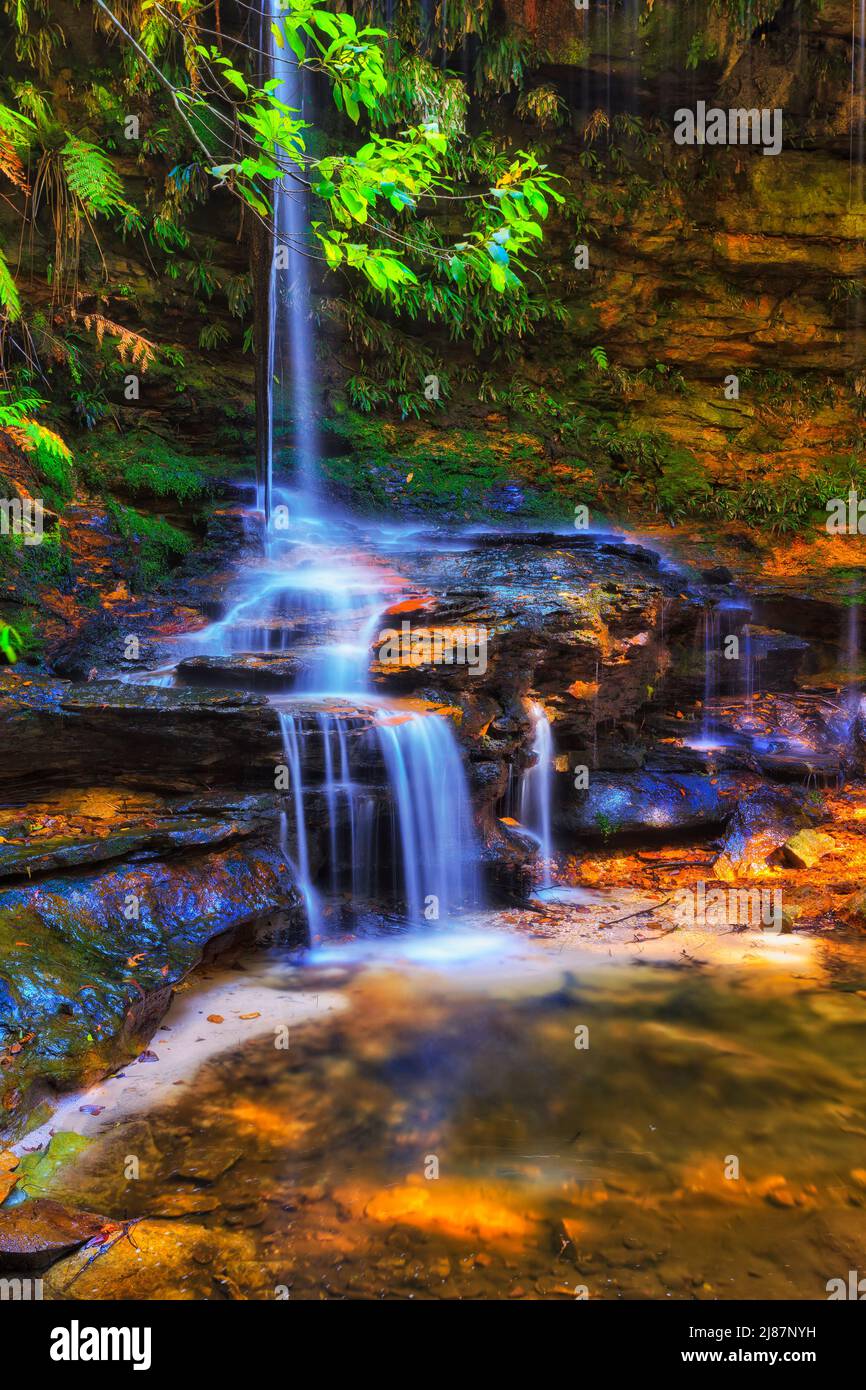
[43,924,866,1300]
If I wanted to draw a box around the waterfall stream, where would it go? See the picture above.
[148,0,483,932]
[519,701,554,888]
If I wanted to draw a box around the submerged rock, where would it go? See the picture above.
[782,828,836,870]
[0,1197,107,1271]
[43,1218,258,1300]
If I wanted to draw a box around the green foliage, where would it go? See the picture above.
[80,433,209,506]
[0,390,72,494]
[685,32,717,69]
[704,456,866,534]
[2,0,64,79]
[474,32,535,96]
[61,136,141,226]
[373,56,469,136]
[0,250,22,322]
[106,501,193,589]
[0,621,24,663]
[515,84,568,131]
[198,321,230,351]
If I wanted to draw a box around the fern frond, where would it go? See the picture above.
[0,389,46,425]
[61,136,142,227]
[19,418,72,460]
[0,390,71,461]
[81,312,157,371]
[0,251,21,321]
[0,103,34,192]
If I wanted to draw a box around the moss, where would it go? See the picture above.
[105,501,194,589]
[79,430,210,505]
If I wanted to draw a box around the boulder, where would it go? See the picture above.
[555,771,736,841]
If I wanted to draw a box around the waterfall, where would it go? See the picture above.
[701,605,719,742]
[279,710,319,931]
[375,709,478,921]
[265,0,319,513]
[520,701,554,888]
[276,704,478,924]
[181,1,485,933]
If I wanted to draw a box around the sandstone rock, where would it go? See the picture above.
[43,1219,257,1299]
[0,1198,107,1271]
[782,828,836,870]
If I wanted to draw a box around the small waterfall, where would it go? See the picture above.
[266,0,319,511]
[276,704,477,925]
[701,605,719,742]
[520,701,554,888]
[278,710,319,931]
[375,709,477,921]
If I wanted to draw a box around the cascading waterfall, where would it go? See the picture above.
[191,0,485,932]
[520,701,554,888]
[279,709,319,931]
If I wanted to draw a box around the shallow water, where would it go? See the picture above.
[48,924,866,1301]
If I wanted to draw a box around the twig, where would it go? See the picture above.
[605,895,672,926]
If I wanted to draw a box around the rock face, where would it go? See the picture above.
[0,825,302,1142]
[555,772,738,841]
[0,674,283,793]
[714,786,815,879]
[0,677,312,1142]
[369,531,706,831]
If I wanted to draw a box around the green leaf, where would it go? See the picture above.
[0,251,21,322]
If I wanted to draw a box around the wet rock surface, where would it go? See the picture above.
[0,802,304,1142]
[0,1197,108,1271]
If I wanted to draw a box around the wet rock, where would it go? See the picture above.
[0,811,261,881]
[715,786,812,878]
[171,1150,243,1184]
[176,653,308,692]
[701,566,734,585]
[782,828,836,870]
[748,628,811,693]
[0,1197,107,1271]
[43,1219,257,1299]
[0,842,303,1142]
[0,673,282,793]
[555,772,736,841]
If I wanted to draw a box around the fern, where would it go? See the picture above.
[61,136,142,227]
[198,321,229,350]
[81,313,157,371]
[0,249,21,321]
[0,102,34,193]
[0,388,71,460]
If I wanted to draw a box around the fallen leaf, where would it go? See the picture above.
[207,1014,224,1024]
